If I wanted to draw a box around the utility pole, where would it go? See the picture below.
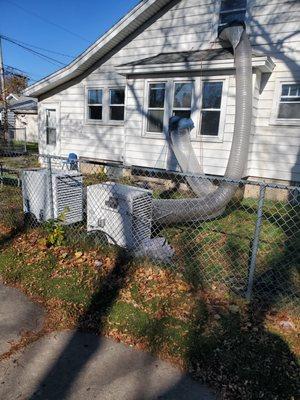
[0,36,8,145]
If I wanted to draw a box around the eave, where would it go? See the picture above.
[116,55,276,76]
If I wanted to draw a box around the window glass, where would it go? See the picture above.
[149,83,166,108]
[220,10,246,25]
[201,82,223,136]
[110,106,124,121]
[110,89,125,105]
[201,111,221,136]
[110,88,125,121]
[89,106,102,120]
[173,82,193,119]
[173,83,193,108]
[46,109,56,145]
[202,82,223,109]
[278,84,300,119]
[148,110,164,133]
[173,110,192,119]
[220,0,246,12]
[147,83,166,133]
[88,89,102,104]
[87,89,102,120]
[219,0,247,28]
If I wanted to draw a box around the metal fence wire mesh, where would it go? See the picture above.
[0,154,299,314]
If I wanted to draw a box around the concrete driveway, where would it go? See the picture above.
[0,283,217,400]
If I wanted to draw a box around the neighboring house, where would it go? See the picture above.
[7,94,38,143]
[24,0,300,184]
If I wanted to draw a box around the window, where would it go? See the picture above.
[219,0,247,29]
[173,82,193,119]
[200,81,223,136]
[87,89,103,120]
[147,83,166,133]
[278,83,300,120]
[46,109,56,145]
[110,88,125,121]
[144,78,226,139]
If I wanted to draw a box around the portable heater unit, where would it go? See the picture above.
[22,168,83,224]
[87,182,153,249]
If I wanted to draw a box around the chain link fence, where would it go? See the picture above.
[0,153,299,315]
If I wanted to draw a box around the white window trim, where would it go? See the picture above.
[142,78,169,138]
[85,85,126,126]
[142,76,229,143]
[270,80,300,126]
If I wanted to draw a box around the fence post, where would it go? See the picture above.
[246,184,266,301]
[46,155,55,219]
[24,128,27,153]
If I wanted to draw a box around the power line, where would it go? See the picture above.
[4,64,42,82]
[1,35,66,67]
[5,0,91,44]
[1,34,75,59]
[4,68,38,83]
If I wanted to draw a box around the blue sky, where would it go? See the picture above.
[1,0,140,84]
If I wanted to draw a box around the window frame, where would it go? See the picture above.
[85,86,126,125]
[143,79,169,137]
[198,78,228,141]
[109,87,126,122]
[143,76,228,142]
[86,88,103,122]
[270,80,300,126]
[45,108,57,146]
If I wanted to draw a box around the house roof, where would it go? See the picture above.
[120,48,236,66]
[24,0,173,98]
[7,94,37,113]
[116,48,276,75]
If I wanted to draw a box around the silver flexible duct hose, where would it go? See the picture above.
[153,25,253,225]
[168,117,215,197]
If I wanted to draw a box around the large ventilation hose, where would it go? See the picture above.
[168,116,215,198]
[153,25,253,225]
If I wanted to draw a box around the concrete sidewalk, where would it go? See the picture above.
[0,283,45,354]
[0,283,217,400]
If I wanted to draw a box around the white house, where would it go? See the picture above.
[24,0,300,184]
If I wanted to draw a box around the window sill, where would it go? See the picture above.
[269,118,300,126]
[85,120,125,126]
[141,131,223,143]
[192,135,223,143]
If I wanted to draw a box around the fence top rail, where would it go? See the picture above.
[39,154,300,192]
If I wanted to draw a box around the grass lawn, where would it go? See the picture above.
[0,173,299,399]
